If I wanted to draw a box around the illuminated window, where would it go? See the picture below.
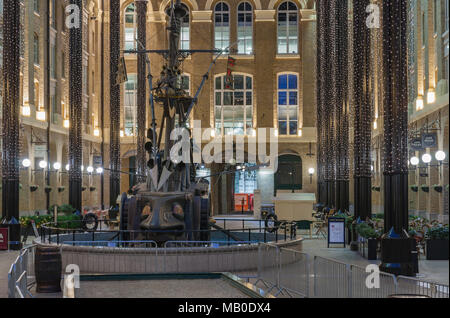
[277,1,298,54]
[215,74,253,136]
[124,74,137,136]
[277,73,298,135]
[124,3,136,52]
[237,2,253,55]
[214,2,230,51]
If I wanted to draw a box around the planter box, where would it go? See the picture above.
[426,239,449,260]
[357,236,378,260]
[379,238,418,276]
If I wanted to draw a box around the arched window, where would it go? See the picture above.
[215,74,253,136]
[124,3,137,52]
[277,1,298,54]
[214,2,230,50]
[277,73,298,135]
[124,74,137,136]
[237,2,253,55]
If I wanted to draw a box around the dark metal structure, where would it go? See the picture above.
[1,0,21,249]
[68,0,83,212]
[353,0,372,220]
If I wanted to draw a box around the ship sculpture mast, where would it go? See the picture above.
[121,0,227,244]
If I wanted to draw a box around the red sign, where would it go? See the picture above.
[235,194,249,212]
[0,228,8,250]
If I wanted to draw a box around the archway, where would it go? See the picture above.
[274,154,302,194]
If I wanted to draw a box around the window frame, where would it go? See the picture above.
[237,1,253,55]
[277,1,299,55]
[124,3,137,53]
[277,72,299,136]
[124,73,138,137]
[214,2,230,51]
[214,73,254,136]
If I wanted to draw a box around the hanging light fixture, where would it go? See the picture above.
[22,159,31,168]
[53,162,62,170]
[39,160,48,169]
[435,151,446,162]
[410,156,420,166]
[422,153,432,164]
[96,167,104,174]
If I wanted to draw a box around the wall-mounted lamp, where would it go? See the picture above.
[93,128,100,137]
[63,119,70,128]
[22,158,31,168]
[53,162,61,171]
[308,168,315,184]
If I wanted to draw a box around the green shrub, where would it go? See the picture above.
[426,226,449,240]
[356,222,381,239]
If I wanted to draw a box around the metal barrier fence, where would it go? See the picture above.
[256,244,280,293]
[350,264,397,298]
[7,245,36,298]
[278,248,310,298]
[396,276,450,298]
[313,256,351,298]
[63,240,158,248]
[162,241,258,274]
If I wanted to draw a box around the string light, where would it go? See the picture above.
[68,0,84,211]
[110,0,121,204]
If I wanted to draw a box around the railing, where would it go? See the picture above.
[7,245,36,298]
[39,220,297,246]
[396,275,450,298]
[254,244,449,298]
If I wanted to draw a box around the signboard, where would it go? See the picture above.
[0,228,8,250]
[328,217,346,248]
[422,132,437,148]
[93,155,102,165]
[410,137,423,151]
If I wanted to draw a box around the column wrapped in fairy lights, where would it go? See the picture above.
[316,0,326,205]
[136,0,147,184]
[110,0,121,205]
[382,0,409,233]
[353,0,373,220]
[1,0,21,227]
[68,0,83,212]
[336,0,349,212]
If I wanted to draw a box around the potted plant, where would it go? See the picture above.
[410,185,419,192]
[30,185,39,192]
[81,186,87,192]
[421,184,429,193]
[433,184,443,193]
[425,226,449,260]
[89,186,96,192]
[44,186,52,193]
[356,223,381,260]
[58,186,65,193]
[371,186,381,192]
[58,204,76,216]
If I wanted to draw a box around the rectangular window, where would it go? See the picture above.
[215,75,253,136]
[237,4,253,55]
[278,74,299,135]
[50,44,56,79]
[124,74,137,136]
[34,35,39,65]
